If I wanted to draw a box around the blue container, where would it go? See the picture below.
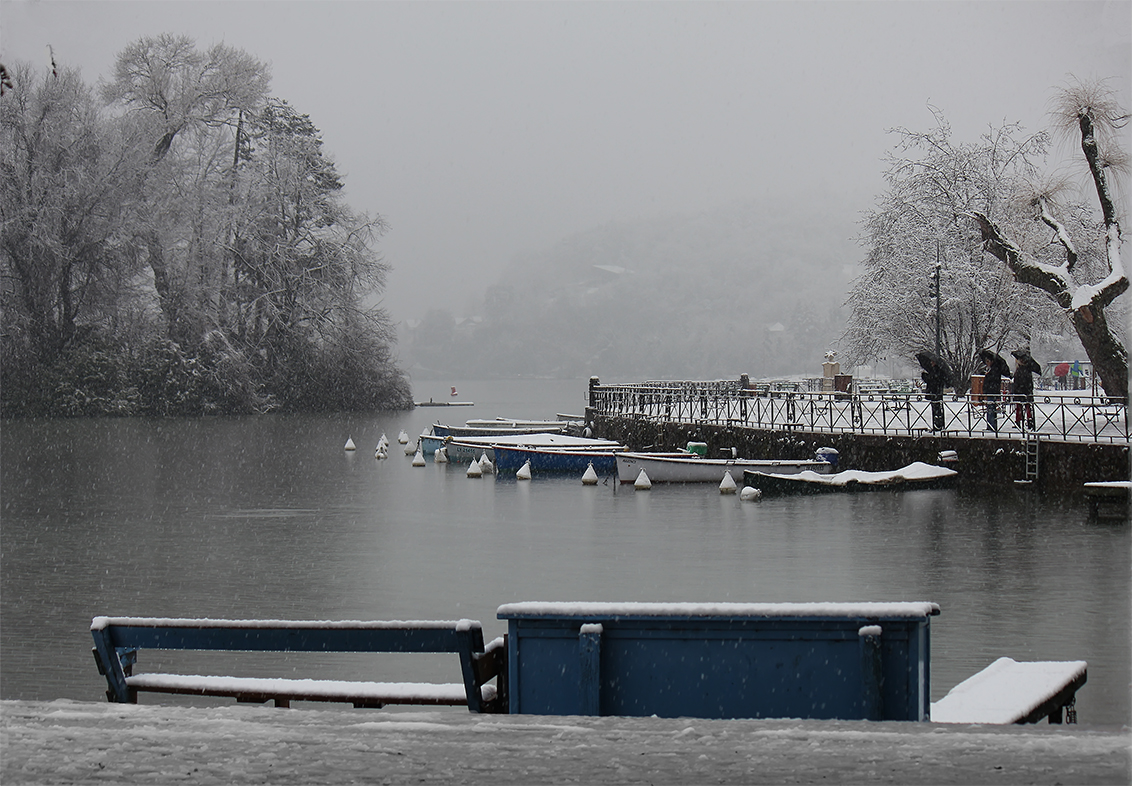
[497,601,937,721]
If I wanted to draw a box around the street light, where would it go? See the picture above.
[933,243,942,356]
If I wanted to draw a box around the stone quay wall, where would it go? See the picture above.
[589,413,1129,494]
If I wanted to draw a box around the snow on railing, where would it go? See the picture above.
[587,382,1129,443]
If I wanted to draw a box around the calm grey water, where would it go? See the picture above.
[2,379,1128,725]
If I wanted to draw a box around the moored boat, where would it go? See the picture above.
[492,445,625,474]
[615,452,833,484]
[743,461,958,495]
[425,433,623,464]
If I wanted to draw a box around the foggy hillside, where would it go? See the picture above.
[402,197,860,381]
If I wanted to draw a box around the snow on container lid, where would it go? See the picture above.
[497,601,940,620]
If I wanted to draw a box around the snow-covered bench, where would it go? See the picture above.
[90,617,506,712]
[930,657,1086,724]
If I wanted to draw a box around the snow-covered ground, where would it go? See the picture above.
[2,699,1129,785]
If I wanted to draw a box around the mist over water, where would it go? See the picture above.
[2,379,1127,725]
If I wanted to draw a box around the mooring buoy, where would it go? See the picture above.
[581,462,599,485]
[719,471,737,494]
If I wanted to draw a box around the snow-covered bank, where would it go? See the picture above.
[2,700,1128,785]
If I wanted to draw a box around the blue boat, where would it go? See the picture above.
[492,445,623,474]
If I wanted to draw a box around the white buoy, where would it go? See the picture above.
[581,462,599,485]
[404,439,418,455]
[434,447,448,464]
[516,460,532,480]
[467,458,482,478]
[375,447,388,460]
[344,437,357,451]
[478,452,494,474]
[377,433,389,448]
[740,486,763,501]
[397,430,409,444]
[634,469,651,490]
[411,449,426,467]
[719,471,737,494]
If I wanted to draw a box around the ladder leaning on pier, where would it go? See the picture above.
[1020,433,1040,484]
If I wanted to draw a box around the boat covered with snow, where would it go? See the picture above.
[743,461,958,495]
[616,452,833,484]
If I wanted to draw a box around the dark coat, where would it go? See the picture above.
[980,352,1010,396]
[1011,353,1042,396]
[916,351,952,398]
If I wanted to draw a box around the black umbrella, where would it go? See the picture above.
[979,349,1009,374]
[915,350,952,381]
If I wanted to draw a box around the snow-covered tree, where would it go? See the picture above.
[844,83,1128,399]
[103,34,270,349]
[0,62,147,364]
[841,109,1058,391]
[968,81,1128,399]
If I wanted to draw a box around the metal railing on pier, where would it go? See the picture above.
[587,380,1129,444]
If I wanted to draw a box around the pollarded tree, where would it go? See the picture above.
[968,81,1128,399]
[842,109,1061,391]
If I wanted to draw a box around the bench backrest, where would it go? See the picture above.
[91,617,489,710]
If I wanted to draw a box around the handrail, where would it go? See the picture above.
[586,381,1129,444]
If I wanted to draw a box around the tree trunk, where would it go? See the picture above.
[1072,307,1128,400]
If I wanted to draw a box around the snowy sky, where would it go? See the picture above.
[2,1,1129,324]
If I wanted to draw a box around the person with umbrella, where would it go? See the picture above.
[978,349,1010,432]
[916,351,952,431]
[1011,349,1042,430]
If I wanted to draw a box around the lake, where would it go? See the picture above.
[1,378,1128,725]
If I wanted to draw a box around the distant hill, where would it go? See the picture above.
[403,196,861,380]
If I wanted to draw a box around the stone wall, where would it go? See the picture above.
[590,413,1129,494]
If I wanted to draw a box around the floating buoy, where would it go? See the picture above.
[434,447,448,464]
[451,386,458,397]
[404,439,417,455]
[516,460,532,480]
[740,486,763,502]
[478,452,494,474]
[344,437,357,451]
[467,458,482,478]
[397,430,409,444]
[411,449,426,467]
[719,471,737,494]
[375,447,388,460]
[634,469,651,490]
[377,433,389,449]
[581,462,599,485]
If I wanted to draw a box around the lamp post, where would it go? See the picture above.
[933,243,942,356]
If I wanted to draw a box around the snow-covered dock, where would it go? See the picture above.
[3,699,1129,785]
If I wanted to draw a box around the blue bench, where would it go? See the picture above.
[497,601,939,721]
[91,617,506,712]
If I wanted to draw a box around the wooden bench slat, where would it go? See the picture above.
[931,657,1087,724]
[126,674,496,706]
